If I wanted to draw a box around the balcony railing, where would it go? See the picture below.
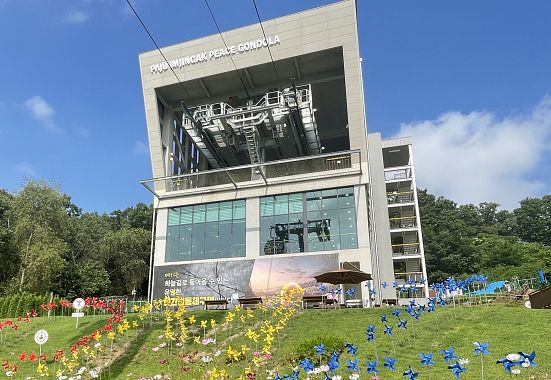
[141,150,361,198]
[386,190,414,204]
[389,216,417,230]
[384,166,412,181]
[391,243,420,256]
[394,271,424,284]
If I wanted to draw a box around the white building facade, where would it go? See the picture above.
[139,1,428,306]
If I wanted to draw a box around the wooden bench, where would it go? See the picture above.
[382,298,398,306]
[345,299,363,308]
[204,299,228,310]
[238,297,262,308]
[301,296,326,309]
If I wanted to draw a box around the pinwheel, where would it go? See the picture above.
[419,352,434,367]
[366,325,375,342]
[398,319,408,329]
[366,360,379,374]
[346,357,359,372]
[346,288,356,297]
[392,308,401,317]
[403,366,419,379]
[411,311,420,320]
[380,314,388,323]
[384,356,397,371]
[518,351,536,367]
[315,343,327,355]
[418,304,426,312]
[328,355,340,373]
[473,341,490,356]
[299,357,315,372]
[331,349,341,361]
[392,281,399,288]
[274,374,283,380]
[384,325,393,337]
[440,346,458,362]
[496,357,516,373]
[382,281,388,288]
[409,299,417,307]
[319,284,327,293]
[448,361,468,378]
[345,342,358,356]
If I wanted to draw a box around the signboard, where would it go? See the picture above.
[72,312,85,318]
[34,330,49,345]
[150,35,281,74]
[152,254,339,304]
[73,298,85,310]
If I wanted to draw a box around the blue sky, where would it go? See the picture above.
[1,0,550,212]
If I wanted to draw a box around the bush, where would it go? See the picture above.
[286,335,346,364]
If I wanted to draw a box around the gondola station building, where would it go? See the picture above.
[139,0,428,306]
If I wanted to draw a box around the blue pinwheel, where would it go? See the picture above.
[418,304,426,312]
[314,343,327,355]
[384,325,393,336]
[409,299,417,307]
[398,319,408,329]
[419,352,434,367]
[411,311,420,320]
[496,357,516,373]
[474,341,490,356]
[440,346,458,362]
[370,288,377,296]
[344,342,358,356]
[274,374,283,380]
[382,281,388,288]
[392,308,401,317]
[366,325,375,342]
[328,356,340,373]
[518,351,537,367]
[403,366,419,380]
[319,284,327,293]
[366,360,379,374]
[380,313,388,323]
[299,357,315,372]
[448,361,468,378]
[439,297,446,306]
[392,281,399,288]
[401,285,408,292]
[346,288,356,297]
[384,356,397,371]
[346,357,359,372]
[330,349,341,361]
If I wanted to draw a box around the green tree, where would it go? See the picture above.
[11,181,70,293]
[513,195,551,246]
[0,189,18,293]
[100,228,150,295]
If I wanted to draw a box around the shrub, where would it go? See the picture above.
[286,335,346,364]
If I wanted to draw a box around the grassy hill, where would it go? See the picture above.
[1,304,548,379]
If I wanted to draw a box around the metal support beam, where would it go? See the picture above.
[256,166,268,185]
[244,68,255,89]
[293,57,302,80]
[225,171,238,188]
[199,78,211,98]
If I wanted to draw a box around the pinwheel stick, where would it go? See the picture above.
[480,354,484,380]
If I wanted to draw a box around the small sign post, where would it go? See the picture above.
[34,329,48,362]
[72,298,85,329]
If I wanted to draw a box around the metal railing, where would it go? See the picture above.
[142,150,361,198]
[386,190,414,204]
[391,243,420,256]
[389,216,417,229]
[394,271,424,284]
[384,166,412,181]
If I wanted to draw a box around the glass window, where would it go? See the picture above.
[260,186,358,255]
[165,199,246,262]
[168,208,180,226]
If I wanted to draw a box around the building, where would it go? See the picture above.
[138,0,428,306]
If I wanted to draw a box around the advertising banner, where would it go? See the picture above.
[153,253,338,304]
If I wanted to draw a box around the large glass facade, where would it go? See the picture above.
[260,187,357,255]
[166,200,246,262]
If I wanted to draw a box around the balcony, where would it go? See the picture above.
[391,243,420,257]
[386,190,414,205]
[389,216,417,230]
[142,150,361,198]
[384,166,412,182]
[394,271,424,285]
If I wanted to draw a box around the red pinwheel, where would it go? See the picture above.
[1,361,9,370]
[18,352,26,361]
[4,319,12,326]
[39,354,47,361]
[28,352,37,362]
[54,350,64,362]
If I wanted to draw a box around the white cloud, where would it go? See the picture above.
[24,95,61,132]
[15,162,37,177]
[394,96,551,209]
[134,141,149,155]
[66,10,89,23]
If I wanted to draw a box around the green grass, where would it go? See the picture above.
[109,303,550,379]
[0,315,109,378]
[1,304,549,379]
